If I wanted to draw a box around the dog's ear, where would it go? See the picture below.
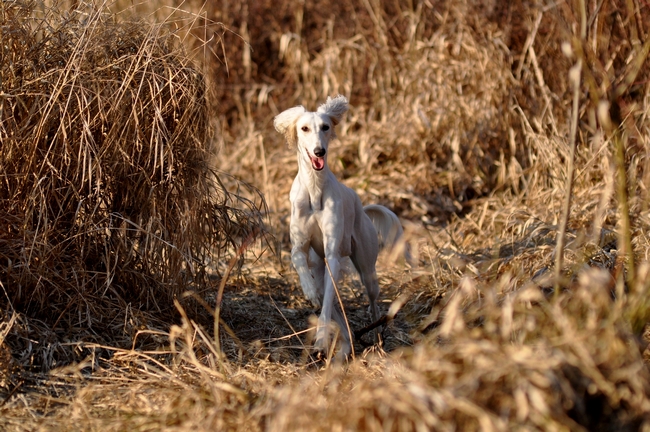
[274,106,306,148]
[317,95,348,125]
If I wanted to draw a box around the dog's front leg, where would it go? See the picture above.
[291,242,321,307]
[318,254,353,359]
[316,253,339,351]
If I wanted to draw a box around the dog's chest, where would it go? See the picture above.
[290,184,325,240]
[292,197,322,230]
[294,206,326,251]
[290,191,355,259]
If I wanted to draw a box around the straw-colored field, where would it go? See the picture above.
[2,0,650,430]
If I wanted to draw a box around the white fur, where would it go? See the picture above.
[274,95,408,358]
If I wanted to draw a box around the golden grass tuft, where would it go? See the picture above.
[0,0,264,368]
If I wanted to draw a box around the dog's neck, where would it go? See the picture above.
[297,151,330,211]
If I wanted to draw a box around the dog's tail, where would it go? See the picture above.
[363,204,412,264]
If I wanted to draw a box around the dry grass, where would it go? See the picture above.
[0,0,264,368]
[2,0,650,430]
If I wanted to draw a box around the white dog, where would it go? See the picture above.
[274,95,408,358]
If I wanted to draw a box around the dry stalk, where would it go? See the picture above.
[554,57,582,296]
[554,0,586,297]
[598,37,650,294]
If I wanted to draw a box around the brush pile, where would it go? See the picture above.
[0,0,262,364]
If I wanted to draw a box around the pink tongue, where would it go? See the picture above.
[312,157,324,170]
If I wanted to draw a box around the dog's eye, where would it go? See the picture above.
[301,126,309,132]
[322,125,330,131]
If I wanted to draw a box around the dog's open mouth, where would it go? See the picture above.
[308,152,325,171]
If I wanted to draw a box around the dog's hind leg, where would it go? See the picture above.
[351,254,381,344]
[308,249,325,304]
[362,269,381,344]
[331,305,351,360]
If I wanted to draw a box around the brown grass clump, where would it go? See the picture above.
[0,0,263,367]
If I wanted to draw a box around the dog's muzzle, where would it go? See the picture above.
[307,148,325,171]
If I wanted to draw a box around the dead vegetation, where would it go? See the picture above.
[0,0,264,368]
[2,0,650,430]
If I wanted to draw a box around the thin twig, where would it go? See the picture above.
[354,293,410,340]
[0,381,23,408]
[268,295,316,363]
[354,315,389,340]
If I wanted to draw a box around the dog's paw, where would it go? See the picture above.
[298,275,321,306]
[335,343,351,362]
[314,327,329,352]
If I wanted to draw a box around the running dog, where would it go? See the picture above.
[274,95,407,358]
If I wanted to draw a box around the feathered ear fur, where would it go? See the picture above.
[274,105,306,148]
[317,95,348,125]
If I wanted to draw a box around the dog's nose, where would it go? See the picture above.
[314,147,326,157]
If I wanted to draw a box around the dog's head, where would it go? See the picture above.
[274,95,348,171]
